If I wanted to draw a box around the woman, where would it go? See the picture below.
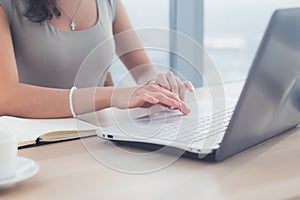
[0,0,194,119]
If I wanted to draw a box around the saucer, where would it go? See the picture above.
[0,157,39,188]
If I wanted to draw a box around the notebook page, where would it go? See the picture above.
[0,116,100,145]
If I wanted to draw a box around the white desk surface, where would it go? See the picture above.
[1,82,300,200]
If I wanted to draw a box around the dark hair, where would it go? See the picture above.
[24,0,61,23]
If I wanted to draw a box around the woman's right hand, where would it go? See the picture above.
[110,84,191,115]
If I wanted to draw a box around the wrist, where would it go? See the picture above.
[109,86,138,109]
[95,86,114,110]
[135,66,160,85]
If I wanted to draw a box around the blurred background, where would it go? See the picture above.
[110,0,300,86]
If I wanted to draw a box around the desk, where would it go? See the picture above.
[1,82,300,200]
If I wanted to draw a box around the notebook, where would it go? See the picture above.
[0,116,99,147]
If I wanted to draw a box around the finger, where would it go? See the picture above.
[166,71,179,97]
[144,84,191,114]
[146,84,181,102]
[142,93,159,104]
[131,93,159,108]
[184,81,195,92]
[176,77,186,101]
[155,73,170,90]
[179,101,191,115]
[148,92,181,109]
[149,92,191,115]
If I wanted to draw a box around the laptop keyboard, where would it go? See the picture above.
[152,107,235,144]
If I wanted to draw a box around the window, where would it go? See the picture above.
[204,0,300,83]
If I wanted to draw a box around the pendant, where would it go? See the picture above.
[70,21,76,31]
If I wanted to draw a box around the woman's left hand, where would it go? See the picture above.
[154,71,195,101]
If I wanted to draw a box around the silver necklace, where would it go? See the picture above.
[56,0,84,31]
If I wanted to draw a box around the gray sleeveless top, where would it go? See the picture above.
[0,0,118,89]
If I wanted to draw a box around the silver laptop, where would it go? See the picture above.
[98,8,300,161]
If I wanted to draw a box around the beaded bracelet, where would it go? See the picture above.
[69,86,77,118]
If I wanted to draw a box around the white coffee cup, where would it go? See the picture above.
[0,131,17,180]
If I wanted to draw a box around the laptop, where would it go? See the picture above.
[98,8,300,161]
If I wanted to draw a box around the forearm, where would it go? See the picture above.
[112,0,160,85]
[115,26,160,84]
[1,83,113,119]
[119,50,160,85]
[2,83,69,118]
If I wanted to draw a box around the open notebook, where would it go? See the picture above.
[0,116,100,147]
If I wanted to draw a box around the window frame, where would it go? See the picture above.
[170,0,204,86]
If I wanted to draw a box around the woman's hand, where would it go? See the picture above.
[111,84,191,115]
[154,71,195,101]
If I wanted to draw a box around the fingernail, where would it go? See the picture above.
[174,101,180,107]
[184,106,191,114]
[153,98,159,103]
[191,86,195,92]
